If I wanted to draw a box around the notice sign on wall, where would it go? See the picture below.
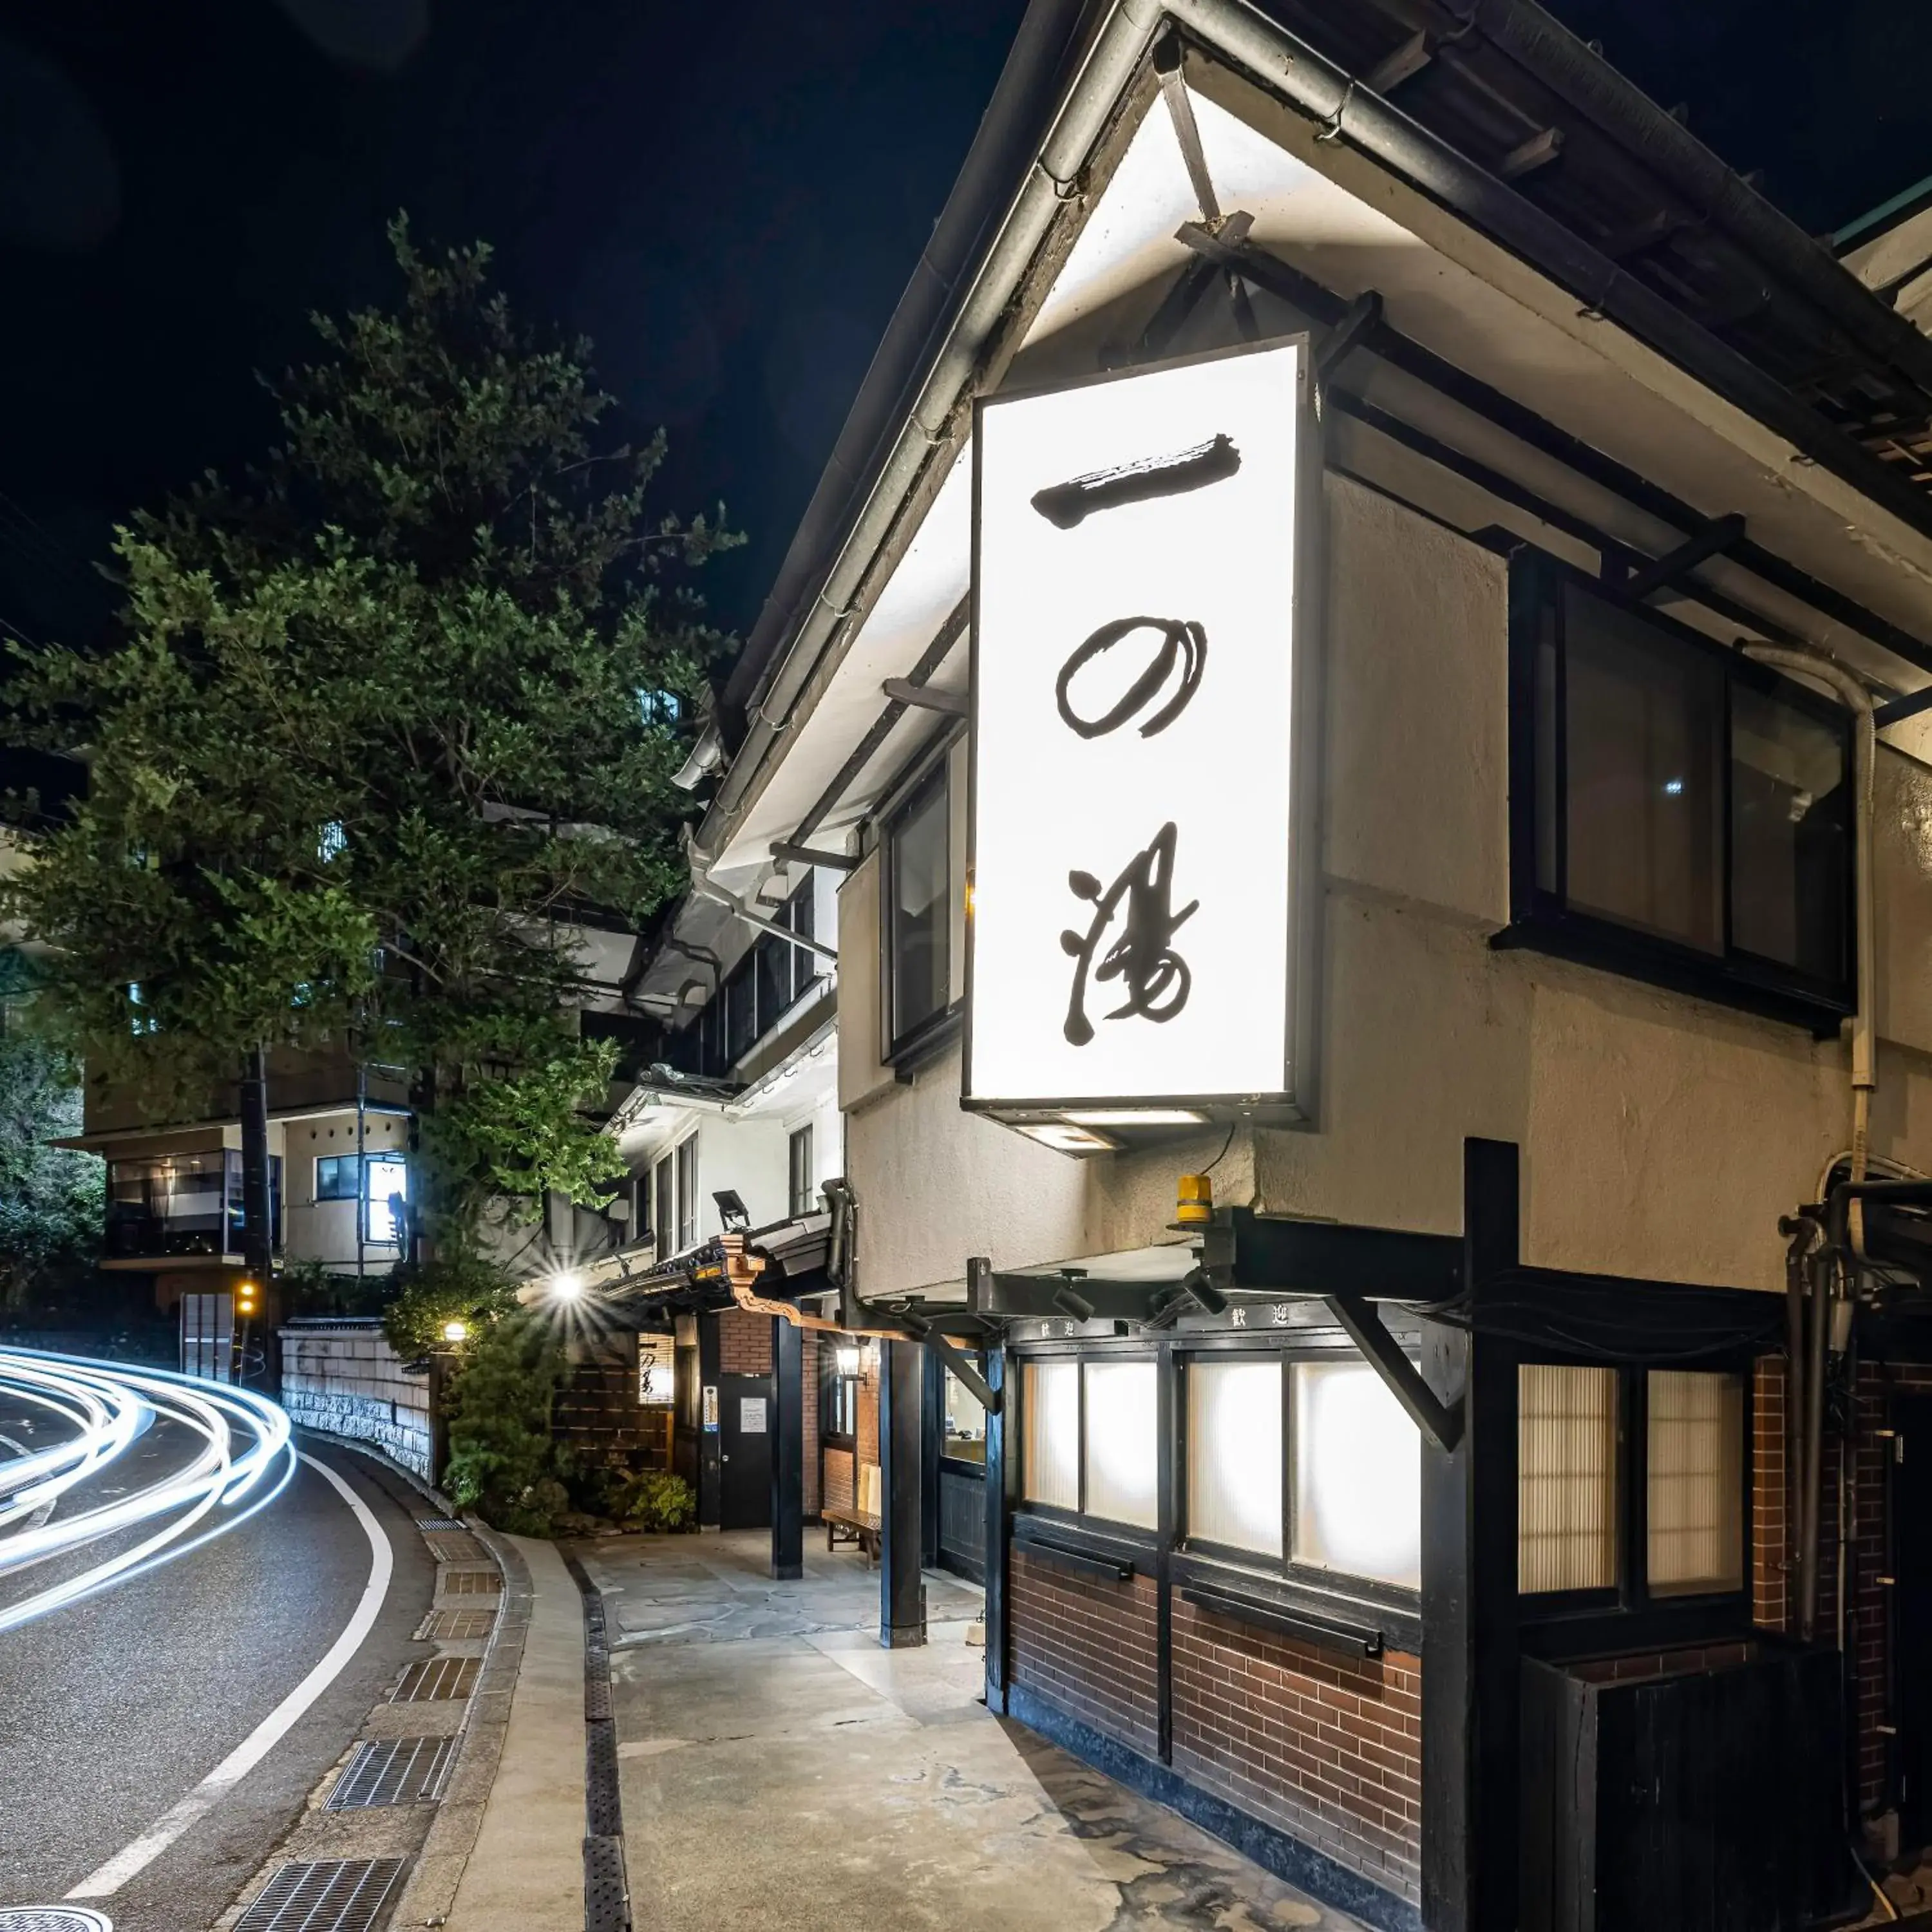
[740,1397,767,1434]
[638,1332,675,1406]
[965,337,1308,1117]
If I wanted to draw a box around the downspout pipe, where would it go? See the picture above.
[1746,648,1877,1249]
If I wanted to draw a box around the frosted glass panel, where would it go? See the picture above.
[1647,1370,1743,1596]
[1291,1361,1421,1589]
[1519,1364,1619,1594]
[1187,1359,1283,1556]
[1084,1360,1158,1529]
[1022,1359,1079,1511]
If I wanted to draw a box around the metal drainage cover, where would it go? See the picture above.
[391,1655,479,1702]
[327,1735,456,1810]
[0,1912,116,1931]
[422,1532,485,1563]
[420,1608,495,1641]
[234,1858,406,1932]
[414,1517,466,1531]
[440,1570,500,1595]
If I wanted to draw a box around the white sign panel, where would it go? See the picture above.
[739,1396,768,1434]
[967,338,1304,1110]
[637,1332,676,1406]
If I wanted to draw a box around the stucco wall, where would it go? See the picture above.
[844,472,1932,1298]
[278,1318,432,1479]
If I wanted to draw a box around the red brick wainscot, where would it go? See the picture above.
[1171,1597,1422,1908]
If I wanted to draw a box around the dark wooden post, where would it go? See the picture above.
[697,1313,723,1528]
[238,1044,276,1388]
[981,1305,1012,1714]
[770,1314,804,1580]
[878,1338,927,1648]
[1421,1137,1521,1932]
[921,1343,943,1567]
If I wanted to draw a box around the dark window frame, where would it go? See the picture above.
[315,1153,359,1202]
[1516,1355,1755,1647]
[880,759,956,1063]
[820,1345,860,1449]
[787,1124,815,1218]
[1501,549,1855,1035]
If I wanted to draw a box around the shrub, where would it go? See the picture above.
[614,1470,697,1533]
[440,1309,571,1532]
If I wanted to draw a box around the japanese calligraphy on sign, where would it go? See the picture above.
[966,338,1305,1112]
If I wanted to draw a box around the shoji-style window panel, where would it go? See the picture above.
[1291,1361,1421,1589]
[1186,1359,1284,1557]
[1021,1359,1079,1512]
[1083,1360,1158,1530]
[1519,1363,1620,1595]
[1647,1370,1744,1596]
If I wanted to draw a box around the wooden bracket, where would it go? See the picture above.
[1323,1289,1464,1453]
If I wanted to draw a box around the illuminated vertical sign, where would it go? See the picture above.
[965,337,1309,1121]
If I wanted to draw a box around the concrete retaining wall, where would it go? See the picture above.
[278,1318,432,1479]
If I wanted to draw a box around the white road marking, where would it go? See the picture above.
[65,1451,394,1900]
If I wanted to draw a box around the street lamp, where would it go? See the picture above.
[551,1271,584,1302]
[441,1320,468,1344]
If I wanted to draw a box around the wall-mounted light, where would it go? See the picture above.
[1015,1122,1115,1153]
[835,1346,862,1379]
[1063,1108,1207,1127]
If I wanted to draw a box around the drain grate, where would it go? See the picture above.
[0,1911,116,1931]
[422,1531,484,1564]
[391,1655,479,1702]
[414,1516,466,1531]
[326,1735,456,1810]
[440,1569,500,1595]
[233,1859,406,1931]
[419,1608,495,1641]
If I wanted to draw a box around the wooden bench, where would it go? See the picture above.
[823,1465,882,1563]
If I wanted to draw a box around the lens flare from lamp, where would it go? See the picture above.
[551,1271,584,1301]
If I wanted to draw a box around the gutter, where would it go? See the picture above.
[701,0,1932,873]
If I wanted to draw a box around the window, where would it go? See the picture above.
[363,1153,408,1245]
[822,1343,860,1443]
[886,764,951,1050]
[1291,1361,1421,1589]
[1647,1370,1744,1596]
[316,1154,360,1201]
[1517,1363,1747,1606]
[1188,1359,1283,1557]
[1084,1360,1157,1529]
[788,1126,815,1218]
[942,1368,987,1465]
[1519,1364,1620,1595]
[653,1154,674,1263]
[1511,554,1853,1025]
[1021,1359,1080,1511]
[675,1136,697,1249]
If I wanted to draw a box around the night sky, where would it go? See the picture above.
[1,0,1929,656]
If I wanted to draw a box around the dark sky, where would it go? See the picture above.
[1,0,1929,654]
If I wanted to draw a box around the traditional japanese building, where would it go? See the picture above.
[580,3,1932,1926]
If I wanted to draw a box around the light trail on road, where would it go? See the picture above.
[0,1350,295,1634]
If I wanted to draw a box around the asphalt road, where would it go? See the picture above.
[0,1416,435,1931]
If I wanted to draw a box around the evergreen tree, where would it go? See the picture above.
[1,219,736,1264]
[0,995,104,1311]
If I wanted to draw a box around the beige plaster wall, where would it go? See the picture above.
[842,471,1932,1298]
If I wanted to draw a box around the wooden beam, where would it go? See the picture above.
[1325,1290,1464,1452]
[1622,512,1747,599]
[768,838,856,873]
[880,676,967,716]
[1365,29,1434,96]
[1498,126,1564,181]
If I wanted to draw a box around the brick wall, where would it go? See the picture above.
[1009,1549,1160,1756]
[823,1445,855,1514]
[278,1319,431,1479]
[1753,1354,1788,1633]
[719,1305,773,1374]
[1171,1598,1422,1906]
[802,1331,820,1519]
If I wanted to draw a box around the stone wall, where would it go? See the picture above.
[278,1318,432,1479]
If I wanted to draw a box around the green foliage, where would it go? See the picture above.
[381,1250,520,1361]
[0,1005,105,1310]
[0,215,739,1249]
[277,1256,393,1320]
[439,1307,573,1533]
[612,1468,697,1533]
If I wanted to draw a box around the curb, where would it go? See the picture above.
[386,1526,533,1929]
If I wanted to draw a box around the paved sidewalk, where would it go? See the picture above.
[571,1530,1364,1932]
[443,1535,585,1931]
